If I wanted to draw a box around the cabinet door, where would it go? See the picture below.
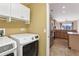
[20,4,30,22]
[0,3,10,17]
[11,3,22,19]
[69,35,79,51]
[11,3,30,23]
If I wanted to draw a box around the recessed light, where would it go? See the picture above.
[62,6,66,9]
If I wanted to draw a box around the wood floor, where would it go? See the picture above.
[50,38,79,56]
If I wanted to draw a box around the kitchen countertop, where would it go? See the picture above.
[67,32,79,35]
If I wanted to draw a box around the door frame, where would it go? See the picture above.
[46,3,50,56]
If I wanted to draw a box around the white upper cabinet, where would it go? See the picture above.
[0,3,10,18]
[11,3,30,24]
[20,4,30,22]
[11,3,22,19]
[0,3,30,24]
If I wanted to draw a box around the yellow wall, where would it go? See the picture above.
[26,3,46,56]
[0,20,27,35]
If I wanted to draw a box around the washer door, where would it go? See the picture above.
[23,40,38,56]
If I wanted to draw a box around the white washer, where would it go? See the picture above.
[0,36,17,56]
[10,33,39,56]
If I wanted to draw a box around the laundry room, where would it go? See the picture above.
[0,3,47,56]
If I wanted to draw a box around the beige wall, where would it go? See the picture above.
[55,21,61,29]
[0,20,27,35]
[26,3,46,56]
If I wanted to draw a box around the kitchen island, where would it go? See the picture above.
[68,32,79,51]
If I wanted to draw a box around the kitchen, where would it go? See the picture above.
[49,3,79,56]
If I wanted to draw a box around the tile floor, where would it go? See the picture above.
[50,38,79,56]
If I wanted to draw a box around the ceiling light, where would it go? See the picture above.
[62,6,66,9]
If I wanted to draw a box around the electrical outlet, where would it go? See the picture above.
[20,28,26,32]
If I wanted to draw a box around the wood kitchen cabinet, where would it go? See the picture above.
[68,34,79,51]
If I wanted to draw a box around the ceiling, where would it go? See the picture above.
[49,3,79,22]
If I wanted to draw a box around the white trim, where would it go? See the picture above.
[46,3,50,56]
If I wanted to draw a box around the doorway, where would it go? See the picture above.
[48,3,79,56]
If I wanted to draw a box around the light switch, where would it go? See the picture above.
[44,29,46,33]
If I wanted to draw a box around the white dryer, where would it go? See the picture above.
[10,33,39,56]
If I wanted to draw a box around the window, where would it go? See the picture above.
[61,22,73,30]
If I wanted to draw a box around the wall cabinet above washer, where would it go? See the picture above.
[0,3,30,24]
[0,3,10,20]
[11,3,30,24]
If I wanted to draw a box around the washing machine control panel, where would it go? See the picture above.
[35,36,39,39]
